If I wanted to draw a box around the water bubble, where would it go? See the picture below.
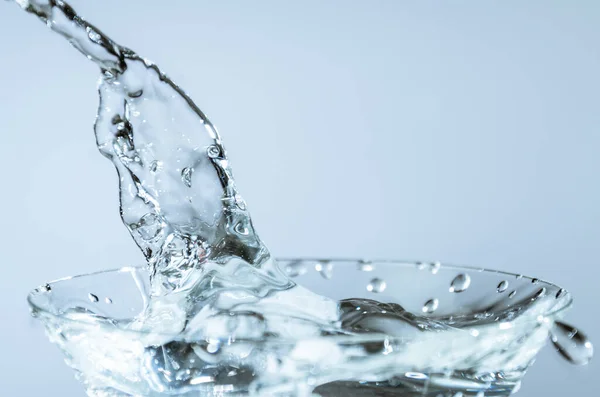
[429,262,441,274]
[234,222,250,235]
[497,280,509,293]
[285,261,308,278]
[422,298,439,314]
[181,167,193,188]
[86,27,102,44]
[234,194,247,210]
[105,297,113,304]
[149,160,162,173]
[128,89,143,98]
[551,321,594,365]
[508,290,517,299]
[449,273,471,293]
[367,278,387,293]
[315,261,333,280]
[207,145,221,159]
[40,283,51,293]
[88,293,99,303]
[556,288,567,299]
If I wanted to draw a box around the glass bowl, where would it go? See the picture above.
[28,259,575,397]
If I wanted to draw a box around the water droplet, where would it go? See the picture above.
[508,290,517,299]
[449,273,471,293]
[105,297,113,304]
[416,262,427,270]
[532,278,540,284]
[86,27,102,44]
[556,288,567,299]
[315,261,333,280]
[285,261,308,278]
[207,145,221,159]
[234,194,247,210]
[149,160,162,173]
[516,274,523,280]
[88,293,99,303]
[422,298,439,313]
[551,321,594,365]
[40,283,51,293]
[367,278,387,293]
[497,280,509,293]
[128,89,143,98]
[429,262,441,274]
[181,167,193,187]
[358,261,374,272]
[532,287,546,301]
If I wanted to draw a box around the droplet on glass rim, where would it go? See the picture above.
[88,293,99,303]
[285,261,308,278]
[315,261,333,280]
[358,261,375,272]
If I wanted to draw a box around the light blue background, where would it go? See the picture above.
[0,1,598,395]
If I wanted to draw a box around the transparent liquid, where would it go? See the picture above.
[13,1,592,396]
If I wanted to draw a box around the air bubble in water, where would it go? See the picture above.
[285,261,307,278]
[181,167,193,187]
[551,321,594,365]
[422,298,439,313]
[497,280,509,293]
[367,278,386,293]
[86,27,102,44]
[207,145,220,158]
[449,273,471,293]
[234,222,249,235]
[149,160,162,173]
[89,293,99,303]
[315,261,333,280]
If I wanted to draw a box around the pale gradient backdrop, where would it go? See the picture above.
[0,1,598,396]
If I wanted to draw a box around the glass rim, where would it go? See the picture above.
[27,259,573,342]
